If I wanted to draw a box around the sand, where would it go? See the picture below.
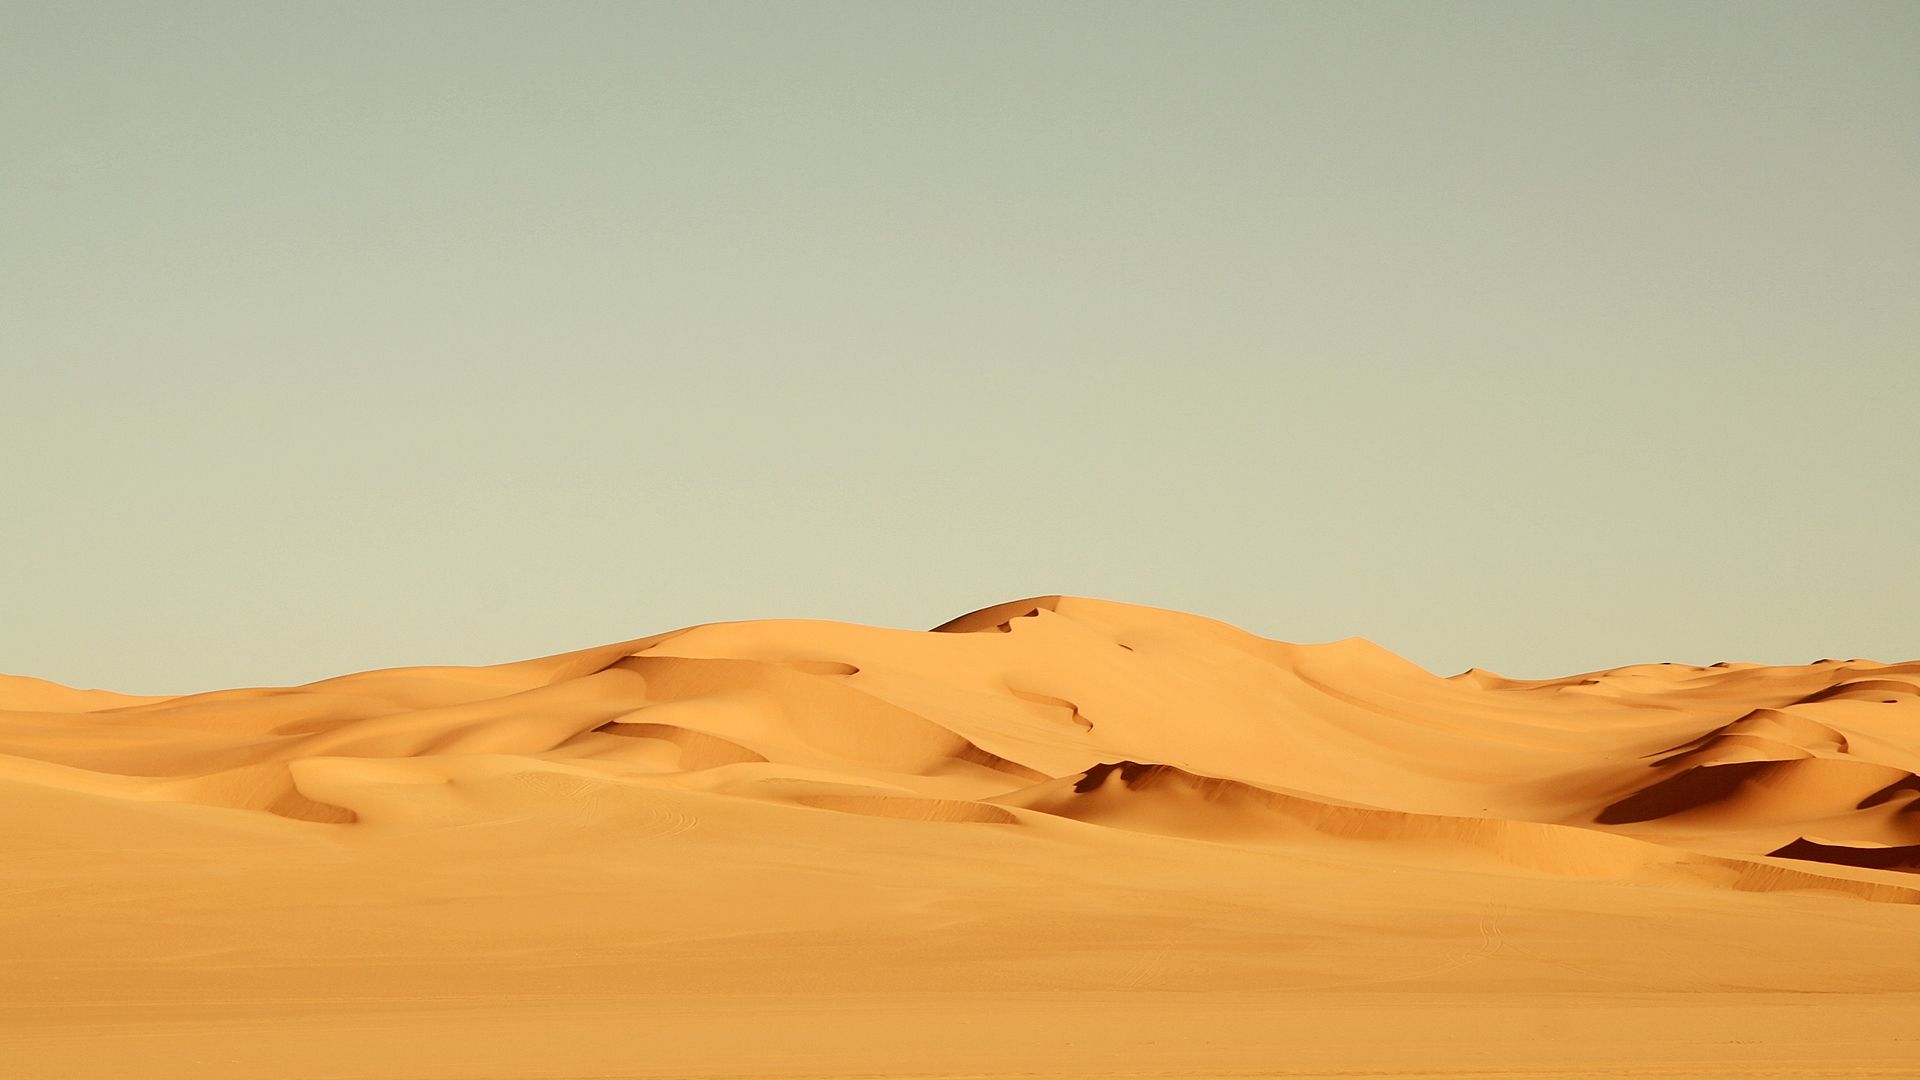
[3,596,1916,1078]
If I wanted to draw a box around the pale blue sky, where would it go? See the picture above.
[4,2,1916,693]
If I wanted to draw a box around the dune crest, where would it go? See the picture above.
[6,596,1917,884]
[6,595,1920,1019]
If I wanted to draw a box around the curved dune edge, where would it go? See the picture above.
[1770,837,1920,873]
[996,760,1920,904]
[3,595,1918,906]
[930,596,1065,633]
[788,792,1020,825]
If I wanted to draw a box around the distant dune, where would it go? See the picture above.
[5,597,1919,1077]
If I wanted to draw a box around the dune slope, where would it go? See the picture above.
[4,597,1919,1077]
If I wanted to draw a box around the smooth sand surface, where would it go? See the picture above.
[3,596,1917,1078]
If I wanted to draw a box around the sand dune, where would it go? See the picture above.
[5,596,1919,1078]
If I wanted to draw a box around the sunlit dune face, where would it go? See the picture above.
[5,598,1920,1079]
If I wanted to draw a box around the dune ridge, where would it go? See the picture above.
[6,597,1918,880]
[5,595,1920,1014]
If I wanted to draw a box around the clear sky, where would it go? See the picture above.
[4,2,1916,693]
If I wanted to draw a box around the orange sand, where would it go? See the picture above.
[3,596,1916,1078]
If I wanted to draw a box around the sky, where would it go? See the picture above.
[4,2,1917,693]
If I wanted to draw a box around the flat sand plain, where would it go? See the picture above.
[4,597,1916,1078]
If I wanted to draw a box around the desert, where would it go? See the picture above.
[10,2,1918,1076]
[3,595,1917,1078]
